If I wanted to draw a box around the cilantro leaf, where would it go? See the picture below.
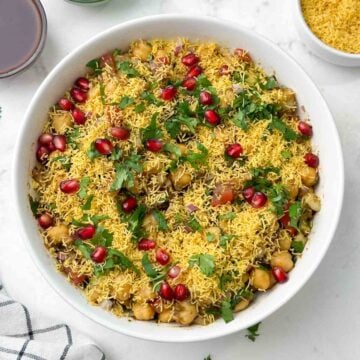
[268,184,289,216]
[291,240,305,253]
[141,113,163,142]
[289,201,302,229]
[141,253,167,290]
[51,156,71,171]
[29,195,39,217]
[141,91,163,106]
[126,204,147,240]
[232,109,248,131]
[188,216,202,232]
[206,232,215,242]
[81,194,94,211]
[110,154,142,191]
[246,322,261,342]
[78,176,90,199]
[74,239,92,259]
[189,254,215,277]
[86,58,102,74]
[184,142,208,170]
[219,272,233,291]
[163,143,182,158]
[99,81,106,105]
[92,226,113,247]
[66,127,81,149]
[118,96,135,109]
[261,76,278,90]
[87,142,101,161]
[108,248,139,274]
[117,61,140,78]
[152,209,168,231]
[109,146,122,161]
[268,117,298,141]
[281,149,292,159]
[134,102,146,113]
[221,300,234,323]
[219,234,237,247]
[165,116,198,138]
[219,212,236,221]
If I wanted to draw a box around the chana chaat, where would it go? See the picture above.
[30,39,321,326]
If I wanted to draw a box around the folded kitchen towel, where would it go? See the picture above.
[0,283,105,360]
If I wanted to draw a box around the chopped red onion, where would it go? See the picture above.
[186,204,198,213]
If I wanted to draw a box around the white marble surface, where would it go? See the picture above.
[0,0,359,359]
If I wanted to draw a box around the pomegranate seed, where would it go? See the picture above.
[298,121,313,137]
[75,77,90,91]
[91,246,108,263]
[60,179,80,194]
[168,265,181,279]
[272,266,288,283]
[138,238,156,251]
[37,213,53,229]
[36,146,49,162]
[69,272,88,286]
[99,53,115,69]
[159,282,174,301]
[243,186,255,203]
[279,212,290,227]
[204,110,221,126]
[286,227,298,237]
[95,138,113,155]
[181,53,199,67]
[174,284,189,301]
[161,86,177,101]
[58,98,74,111]
[71,107,87,125]
[304,153,319,168]
[77,225,96,240]
[226,143,243,158]
[110,126,130,140]
[186,65,203,78]
[70,88,87,103]
[156,248,170,265]
[145,139,163,152]
[234,48,252,63]
[38,133,53,147]
[251,192,267,208]
[182,77,197,91]
[122,197,137,213]
[53,135,67,152]
[219,64,230,75]
[199,91,213,106]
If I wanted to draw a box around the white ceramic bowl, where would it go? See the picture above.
[13,15,344,342]
[292,0,360,67]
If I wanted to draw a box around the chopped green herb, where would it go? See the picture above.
[188,216,202,232]
[219,212,236,221]
[163,143,182,158]
[141,113,163,142]
[81,194,94,211]
[72,214,109,227]
[99,82,106,105]
[220,300,234,323]
[74,240,92,259]
[189,254,215,277]
[206,232,215,242]
[268,117,298,141]
[141,253,167,290]
[219,272,233,291]
[125,204,147,240]
[281,149,292,159]
[165,116,199,138]
[134,102,146,113]
[268,184,289,216]
[184,143,208,170]
[289,201,302,229]
[78,176,90,199]
[110,154,142,191]
[219,234,237,247]
[51,156,71,171]
[87,142,101,161]
[29,195,39,217]
[86,58,102,74]
[261,76,278,90]
[108,248,139,274]
[291,240,305,253]
[109,146,122,161]
[117,61,140,78]
[246,322,261,342]
[66,127,81,149]
[251,167,280,178]
[152,209,169,231]
[92,225,113,247]
[141,91,163,106]
[232,109,248,131]
[118,96,135,109]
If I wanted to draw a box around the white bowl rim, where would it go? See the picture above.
[293,0,360,59]
[12,14,344,342]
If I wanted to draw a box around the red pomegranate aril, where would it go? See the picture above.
[161,86,177,101]
[174,284,189,301]
[138,238,156,251]
[187,65,203,78]
[110,126,130,140]
[60,179,80,194]
[159,282,174,301]
[95,138,113,155]
[272,266,288,283]
[91,246,108,263]
[211,184,236,206]
[279,212,290,227]
[219,64,230,75]
[77,225,96,240]
[100,53,115,69]
[168,265,181,279]
[58,98,74,111]
[53,135,67,152]
[204,110,221,126]
[146,139,163,152]
[298,121,313,137]
[71,107,87,125]
[38,133,53,147]
[304,153,319,168]
[181,53,199,67]
[199,91,213,106]
[69,272,88,286]
[243,186,255,203]
[37,213,53,229]
[226,143,243,158]
[286,226,298,237]
[70,88,87,103]
[251,192,267,208]
[156,248,170,265]
[182,77,197,91]
[36,146,50,162]
[234,48,252,63]
[122,196,137,213]
[75,77,90,91]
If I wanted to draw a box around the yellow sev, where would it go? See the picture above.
[32,38,313,324]
[301,0,360,54]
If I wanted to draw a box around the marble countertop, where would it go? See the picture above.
[1,0,359,359]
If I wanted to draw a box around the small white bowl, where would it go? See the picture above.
[292,0,360,67]
[13,14,344,342]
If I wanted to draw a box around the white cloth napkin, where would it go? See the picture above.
[0,284,105,360]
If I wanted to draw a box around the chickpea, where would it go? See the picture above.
[133,303,155,321]
[137,285,156,301]
[299,208,313,235]
[158,308,174,323]
[52,113,73,134]
[170,167,192,191]
[132,41,152,62]
[285,180,299,200]
[302,192,321,212]
[279,235,292,250]
[281,88,297,110]
[234,299,250,312]
[250,268,271,290]
[47,224,72,245]
[194,316,207,326]
[300,167,318,187]
[114,283,132,302]
[174,301,197,326]
[169,144,187,160]
[270,251,294,272]
[203,227,221,242]
[142,213,157,235]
